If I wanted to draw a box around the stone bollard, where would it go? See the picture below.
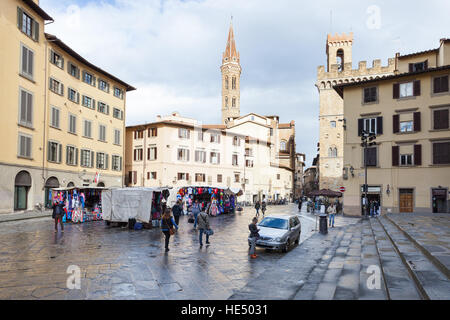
[319,214,328,235]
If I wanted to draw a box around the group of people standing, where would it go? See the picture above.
[254,200,267,217]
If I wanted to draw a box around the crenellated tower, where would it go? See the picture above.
[221,21,241,124]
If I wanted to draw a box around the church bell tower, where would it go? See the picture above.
[221,20,241,124]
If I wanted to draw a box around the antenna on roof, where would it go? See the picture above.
[330,10,333,34]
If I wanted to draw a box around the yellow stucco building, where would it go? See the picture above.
[336,39,450,215]
[0,0,135,213]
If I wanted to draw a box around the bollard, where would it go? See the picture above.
[319,214,328,235]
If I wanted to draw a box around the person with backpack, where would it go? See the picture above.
[254,201,261,217]
[261,200,267,216]
[192,200,201,229]
[197,208,211,247]
[52,200,65,233]
[172,200,183,225]
[160,208,178,252]
[249,217,260,259]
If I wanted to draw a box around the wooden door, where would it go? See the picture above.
[399,189,413,213]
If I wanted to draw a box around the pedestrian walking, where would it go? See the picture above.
[172,200,183,225]
[261,200,267,216]
[255,201,260,217]
[298,198,302,212]
[192,200,201,229]
[327,203,336,228]
[369,200,375,218]
[198,208,211,247]
[160,208,178,252]
[52,200,65,233]
[248,217,260,259]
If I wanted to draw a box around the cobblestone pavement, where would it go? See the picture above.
[0,204,329,300]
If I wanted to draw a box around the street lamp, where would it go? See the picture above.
[360,130,376,219]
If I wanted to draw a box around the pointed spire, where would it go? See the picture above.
[223,19,240,64]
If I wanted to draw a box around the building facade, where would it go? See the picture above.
[294,153,306,198]
[0,0,134,213]
[316,33,395,192]
[337,39,450,215]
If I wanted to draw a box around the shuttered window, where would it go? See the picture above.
[148,147,157,161]
[68,114,77,134]
[358,117,382,135]
[134,149,143,161]
[47,141,62,163]
[392,146,399,166]
[433,109,449,130]
[68,88,80,103]
[413,112,421,132]
[82,96,95,109]
[433,75,449,94]
[114,129,121,145]
[19,88,33,128]
[17,7,39,42]
[99,125,106,142]
[50,50,64,69]
[112,155,122,171]
[363,86,378,103]
[50,107,60,128]
[83,71,96,86]
[20,44,34,79]
[49,78,64,95]
[364,147,377,167]
[66,146,78,166]
[433,142,450,165]
[68,62,80,79]
[96,152,108,170]
[18,133,32,158]
[83,120,92,138]
[80,149,94,168]
[414,144,422,166]
[393,81,420,99]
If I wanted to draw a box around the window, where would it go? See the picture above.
[433,142,450,165]
[96,152,108,170]
[148,127,157,137]
[232,97,236,107]
[17,8,39,41]
[97,102,109,115]
[114,87,123,99]
[363,86,378,103]
[233,136,240,146]
[134,130,144,139]
[19,88,33,128]
[363,147,377,167]
[232,154,239,166]
[18,133,32,158]
[50,50,64,69]
[50,107,60,129]
[49,78,64,95]
[394,81,420,99]
[225,97,228,108]
[400,82,413,98]
[133,148,143,161]
[400,121,413,133]
[217,174,223,183]
[148,146,157,161]
[68,62,80,79]
[328,147,337,158]
[198,131,204,141]
[83,71,96,86]
[177,173,189,181]
[148,172,157,180]
[47,141,62,163]
[68,88,79,103]
[80,149,94,167]
[195,173,205,182]
[99,124,106,142]
[433,108,449,130]
[232,77,236,90]
[98,79,109,93]
[83,120,92,138]
[112,155,122,171]
[114,129,121,145]
[277,174,281,180]
[178,148,190,161]
[210,152,220,164]
[225,76,229,90]
[234,173,240,183]
[113,108,123,120]
[270,128,274,136]
[68,114,77,134]
[433,75,449,94]
[20,44,34,79]
[330,121,336,128]
[245,148,253,157]
[82,96,95,109]
[179,128,190,139]
[409,61,427,72]
[246,159,254,167]
[210,133,220,143]
[363,118,378,134]
[280,140,287,151]
[66,146,78,166]
[195,150,206,163]
[400,154,413,166]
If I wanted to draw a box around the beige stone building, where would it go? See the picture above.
[316,33,395,191]
[125,22,297,203]
[336,38,450,215]
[0,0,134,213]
[294,153,306,198]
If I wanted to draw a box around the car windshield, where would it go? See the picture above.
[258,217,288,230]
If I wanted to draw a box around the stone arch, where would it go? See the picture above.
[14,171,31,211]
[97,182,105,187]
[67,182,75,187]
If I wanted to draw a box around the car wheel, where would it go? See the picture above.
[282,239,290,253]
[295,236,299,245]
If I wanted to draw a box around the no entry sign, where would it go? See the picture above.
[339,187,346,192]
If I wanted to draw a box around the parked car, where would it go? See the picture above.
[248,214,301,252]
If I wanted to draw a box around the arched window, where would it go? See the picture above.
[232,77,236,90]
[328,147,338,158]
[97,182,105,187]
[44,176,60,208]
[232,97,236,108]
[225,96,228,108]
[14,171,31,210]
[67,182,75,187]
[336,49,344,71]
[280,140,287,151]
[225,76,229,90]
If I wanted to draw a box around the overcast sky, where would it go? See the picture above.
[41,0,450,167]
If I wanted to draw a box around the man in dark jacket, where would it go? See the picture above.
[254,201,261,217]
[249,217,260,259]
[52,200,65,233]
[172,200,183,225]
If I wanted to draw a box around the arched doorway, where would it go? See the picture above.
[97,182,105,187]
[67,182,75,187]
[14,171,31,210]
[44,177,59,208]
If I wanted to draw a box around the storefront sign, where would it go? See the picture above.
[361,186,381,193]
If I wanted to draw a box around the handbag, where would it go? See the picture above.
[169,227,175,235]
[205,229,214,236]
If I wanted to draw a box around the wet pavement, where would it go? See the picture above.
[0,204,322,300]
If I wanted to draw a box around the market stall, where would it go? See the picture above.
[102,187,171,226]
[50,187,106,223]
[176,186,240,216]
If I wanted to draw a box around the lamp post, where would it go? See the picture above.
[360,130,376,219]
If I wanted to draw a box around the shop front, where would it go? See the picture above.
[360,185,382,215]
[432,188,448,213]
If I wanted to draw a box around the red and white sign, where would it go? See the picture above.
[94,172,100,183]
[339,187,346,192]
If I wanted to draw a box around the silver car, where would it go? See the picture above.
[248,214,301,252]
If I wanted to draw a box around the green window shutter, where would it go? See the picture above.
[105,154,109,170]
[17,7,23,29]
[47,141,51,161]
[93,76,96,86]
[32,21,39,42]
[75,148,78,165]
[58,143,62,163]
[77,92,80,104]
[66,146,69,165]
[119,157,122,171]
[106,105,110,114]
[90,151,94,168]
[96,152,99,168]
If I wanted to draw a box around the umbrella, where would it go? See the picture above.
[307,189,342,198]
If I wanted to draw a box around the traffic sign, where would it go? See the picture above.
[339,187,346,192]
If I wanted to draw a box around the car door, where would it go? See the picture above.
[294,217,301,237]
[289,218,296,239]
